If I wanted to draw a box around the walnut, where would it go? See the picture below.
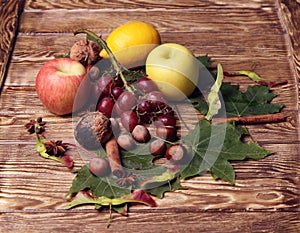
[74,112,112,150]
[70,38,101,66]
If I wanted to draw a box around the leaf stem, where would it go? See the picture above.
[107,203,112,228]
[74,29,133,93]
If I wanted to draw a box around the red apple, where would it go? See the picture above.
[36,58,87,115]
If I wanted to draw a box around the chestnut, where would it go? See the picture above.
[149,139,167,156]
[131,125,151,143]
[156,126,177,142]
[117,134,135,150]
[165,144,185,162]
[89,157,110,177]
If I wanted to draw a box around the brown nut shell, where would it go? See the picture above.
[74,111,112,150]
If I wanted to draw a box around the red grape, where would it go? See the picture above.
[112,102,123,117]
[137,99,152,113]
[146,91,167,111]
[116,91,137,111]
[154,114,177,127]
[97,97,114,117]
[147,91,166,103]
[161,105,175,116]
[120,111,138,132]
[96,76,114,97]
[111,87,123,100]
[137,77,158,94]
[114,76,124,87]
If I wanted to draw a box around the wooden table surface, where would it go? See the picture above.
[0,0,299,232]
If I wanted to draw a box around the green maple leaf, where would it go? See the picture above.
[181,119,272,184]
[220,83,283,117]
[190,83,283,118]
[120,146,155,170]
[144,177,183,198]
[68,152,177,199]
[68,165,131,198]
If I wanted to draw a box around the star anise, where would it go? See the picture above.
[116,172,137,187]
[25,117,46,135]
[44,140,68,156]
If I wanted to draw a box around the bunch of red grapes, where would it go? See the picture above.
[92,74,185,162]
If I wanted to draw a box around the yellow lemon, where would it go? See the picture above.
[100,21,161,68]
[146,43,200,101]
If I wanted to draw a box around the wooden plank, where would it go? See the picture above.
[4,58,295,87]
[0,0,25,93]
[0,142,299,211]
[0,209,299,232]
[24,0,277,11]
[11,32,290,61]
[18,9,285,35]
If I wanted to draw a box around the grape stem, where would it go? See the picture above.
[152,136,180,146]
[74,29,134,93]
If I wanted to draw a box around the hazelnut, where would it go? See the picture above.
[74,111,112,150]
[131,125,151,143]
[149,139,166,156]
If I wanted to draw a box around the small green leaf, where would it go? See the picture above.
[68,165,131,198]
[230,70,266,82]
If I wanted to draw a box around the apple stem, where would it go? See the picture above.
[74,29,133,93]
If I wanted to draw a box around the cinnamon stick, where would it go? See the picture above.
[105,137,125,177]
[212,113,286,124]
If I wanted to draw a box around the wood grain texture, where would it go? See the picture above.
[0,209,299,233]
[19,9,285,34]
[0,212,299,233]
[23,0,277,11]
[0,0,25,93]
[0,142,298,210]
[278,0,300,108]
[0,0,299,232]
